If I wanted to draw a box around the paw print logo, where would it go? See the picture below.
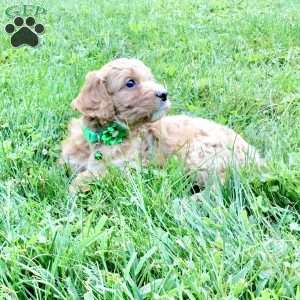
[5,16,45,47]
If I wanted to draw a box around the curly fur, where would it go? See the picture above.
[60,58,261,191]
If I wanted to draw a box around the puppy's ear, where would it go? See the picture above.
[72,71,115,124]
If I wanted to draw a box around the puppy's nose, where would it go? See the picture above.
[156,91,168,101]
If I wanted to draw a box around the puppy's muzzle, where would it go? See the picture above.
[156,91,168,101]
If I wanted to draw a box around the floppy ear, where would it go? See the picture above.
[72,71,115,124]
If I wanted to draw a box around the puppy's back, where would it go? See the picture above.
[149,115,262,165]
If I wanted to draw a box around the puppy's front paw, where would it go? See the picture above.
[69,171,94,193]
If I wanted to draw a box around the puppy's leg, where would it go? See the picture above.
[69,153,107,193]
[69,170,99,193]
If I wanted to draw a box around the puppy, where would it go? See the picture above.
[61,58,261,191]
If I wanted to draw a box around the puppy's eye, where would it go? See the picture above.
[126,79,136,88]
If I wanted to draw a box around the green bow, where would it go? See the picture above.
[83,121,128,146]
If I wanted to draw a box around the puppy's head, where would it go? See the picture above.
[72,58,170,125]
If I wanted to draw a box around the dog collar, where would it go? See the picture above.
[83,121,128,145]
[83,121,128,161]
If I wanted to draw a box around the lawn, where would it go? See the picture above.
[1,0,300,299]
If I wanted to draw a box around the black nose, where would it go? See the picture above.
[156,91,168,101]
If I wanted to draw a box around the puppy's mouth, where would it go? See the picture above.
[150,100,171,121]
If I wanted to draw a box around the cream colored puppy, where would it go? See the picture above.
[61,58,261,191]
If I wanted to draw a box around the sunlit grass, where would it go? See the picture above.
[1,0,300,298]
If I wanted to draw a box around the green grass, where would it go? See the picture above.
[1,0,300,298]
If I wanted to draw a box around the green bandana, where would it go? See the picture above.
[83,121,128,159]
